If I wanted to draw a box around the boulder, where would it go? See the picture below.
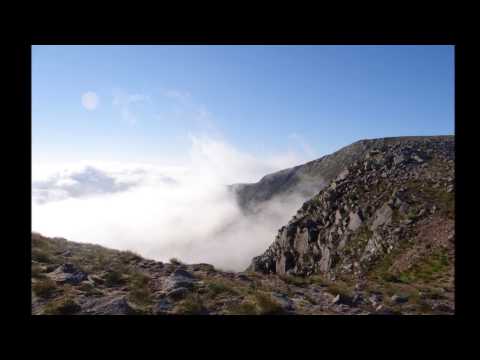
[371,203,393,230]
[166,287,190,300]
[162,271,195,293]
[83,296,135,315]
[48,264,88,285]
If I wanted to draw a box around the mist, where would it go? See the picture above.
[32,136,313,271]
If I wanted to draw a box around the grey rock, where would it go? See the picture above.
[48,264,88,285]
[166,287,189,300]
[372,203,393,230]
[172,268,194,278]
[412,154,424,163]
[348,211,363,231]
[390,294,409,304]
[83,296,135,315]
[153,298,173,314]
[162,272,195,293]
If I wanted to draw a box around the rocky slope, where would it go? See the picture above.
[31,135,454,315]
[232,136,451,214]
[248,136,454,312]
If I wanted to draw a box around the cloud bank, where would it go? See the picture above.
[32,136,314,271]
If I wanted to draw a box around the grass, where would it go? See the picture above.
[253,292,286,315]
[204,279,240,298]
[32,278,58,298]
[77,282,103,296]
[121,250,143,262]
[396,249,450,284]
[32,248,54,264]
[43,297,81,315]
[280,274,309,287]
[174,294,207,314]
[225,302,258,315]
[127,271,153,306]
[325,281,353,298]
[104,269,126,287]
[31,264,46,279]
[404,179,455,219]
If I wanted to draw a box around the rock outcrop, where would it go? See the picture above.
[249,136,454,281]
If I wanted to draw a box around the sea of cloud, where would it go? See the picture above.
[32,136,314,271]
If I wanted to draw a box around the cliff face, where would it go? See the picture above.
[249,136,454,284]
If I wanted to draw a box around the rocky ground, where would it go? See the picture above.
[32,231,453,315]
[31,136,454,315]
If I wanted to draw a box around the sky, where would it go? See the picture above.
[32,45,454,168]
[31,45,455,269]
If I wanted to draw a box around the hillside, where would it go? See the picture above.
[31,135,455,315]
[232,136,452,214]
[249,136,454,312]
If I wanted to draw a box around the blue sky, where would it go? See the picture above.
[32,45,454,166]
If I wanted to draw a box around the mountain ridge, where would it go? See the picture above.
[231,135,453,214]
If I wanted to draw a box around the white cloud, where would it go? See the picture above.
[81,91,99,110]
[32,135,313,271]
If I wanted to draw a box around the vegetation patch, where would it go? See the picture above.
[253,292,286,315]
[32,248,54,264]
[343,226,372,258]
[77,282,103,296]
[127,271,153,306]
[174,294,207,314]
[43,297,81,315]
[104,270,127,287]
[205,279,240,298]
[225,301,258,315]
[32,278,58,298]
[31,264,46,279]
[396,249,450,284]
